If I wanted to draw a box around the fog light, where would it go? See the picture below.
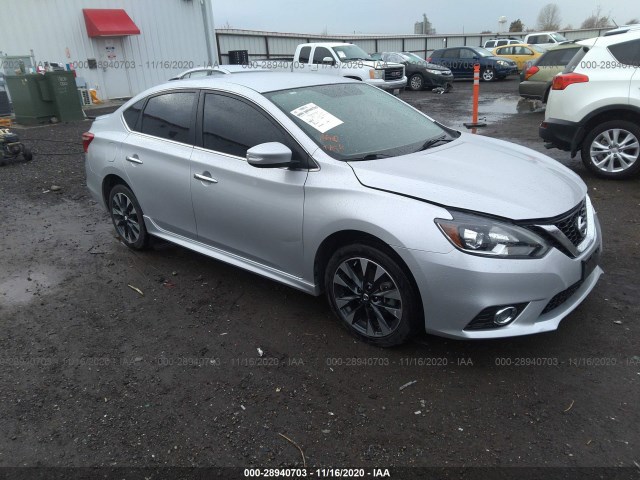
[494,306,518,325]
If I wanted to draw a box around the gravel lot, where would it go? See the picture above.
[0,77,638,477]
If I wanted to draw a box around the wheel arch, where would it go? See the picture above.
[102,174,131,207]
[572,106,640,156]
[313,230,421,302]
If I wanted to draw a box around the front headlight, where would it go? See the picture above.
[369,69,384,79]
[497,60,509,67]
[435,212,550,258]
[425,68,443,75]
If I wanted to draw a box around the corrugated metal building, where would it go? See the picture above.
[0,0,217,100]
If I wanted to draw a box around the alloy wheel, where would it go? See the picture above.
[332,257,403,338]
[111,192,141,244]
[589,128,639,174]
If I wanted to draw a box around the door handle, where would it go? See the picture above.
[194,173,218,184]
[125,155,143,164]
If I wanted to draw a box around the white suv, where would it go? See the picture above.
[540,29,640,179]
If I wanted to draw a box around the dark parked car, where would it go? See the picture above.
[518,43,581,103]
[428,46,518,81]
[371,52,454,91]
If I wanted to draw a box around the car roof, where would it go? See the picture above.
[156,72,357,95]
[493,43,537,48]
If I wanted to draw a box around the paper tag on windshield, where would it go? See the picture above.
[290,103,343,133]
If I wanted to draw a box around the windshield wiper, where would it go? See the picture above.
[416,134,454,152]
[347,153,392,161]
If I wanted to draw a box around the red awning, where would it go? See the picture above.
[83,9,140,37]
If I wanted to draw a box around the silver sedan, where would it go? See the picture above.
[84,73,602,347]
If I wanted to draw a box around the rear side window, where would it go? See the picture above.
[497,40,508,47]
[298,46,311,63]
[444,49,460,58]
[608,39,640,66]
[140,92,196,144]
[202,93,304,161]
[485,41,496,48]
[122,99,144,130]
[430,50,442,59]
[537,47,580,67]
[528,35,540,44]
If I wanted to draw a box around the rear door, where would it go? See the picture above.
[190,91,308,275]
[120,90,198,238]
[440,49,460,75]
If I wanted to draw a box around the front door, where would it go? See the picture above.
[95,37,131,99]
[190,92,307,275]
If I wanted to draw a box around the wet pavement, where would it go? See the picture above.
[0,77,638,475]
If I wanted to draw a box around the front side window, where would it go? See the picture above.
[265,83,449,161]
[140,92,195,144]
[202,93,303,161]
[460,49,476,59]
[312,47,334,64]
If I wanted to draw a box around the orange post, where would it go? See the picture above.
[463,63,486,131]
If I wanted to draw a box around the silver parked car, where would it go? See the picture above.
[169,64,265,80]
[84,73,603,347]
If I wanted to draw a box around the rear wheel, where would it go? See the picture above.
[580,120,640,179]
[108,184,149,249]
[408,73,424,91]
[324,244,420,347]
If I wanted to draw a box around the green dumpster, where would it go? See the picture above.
[45,71,85,122]
[5,72,84,125]
[4,74,55,125]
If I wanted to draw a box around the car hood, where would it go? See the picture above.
[348,133,586,220]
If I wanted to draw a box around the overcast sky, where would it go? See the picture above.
[213,0,639,35]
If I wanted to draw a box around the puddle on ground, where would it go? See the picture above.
[0,265,64,306]
[482,96,545,116]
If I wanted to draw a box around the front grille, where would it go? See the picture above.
[384,67,403,81]
[464,303,528,331]
[541,280,583,314]
[555,200,587,247]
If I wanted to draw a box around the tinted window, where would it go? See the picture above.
[298,46,311,63]
[123,99,144,130]
[460,49,475,59]
[485,41,496,48]
[202,93,303,160]
[608,39,640,66]
[537,46,580,66]
[430,50,442,59]
[444,49,460,59]
[140,92,195,144]
[528,35,540,44]
[497,40,508,47]
[313,47,334,64]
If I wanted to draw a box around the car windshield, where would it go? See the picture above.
[332,45,372,61]
[264,83,449,161]
[403,52,424,63]
[550,33,568,42]
[530,45,546,53]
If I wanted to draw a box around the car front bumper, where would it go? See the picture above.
[395,212,603,339]
[497,65,518,77]
[367,77,408,91]
[425,73,454,87]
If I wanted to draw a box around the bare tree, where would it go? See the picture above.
[509,19,524,32]
[627,18,640,24]
[581,6,612,29]
[537,3,561,30]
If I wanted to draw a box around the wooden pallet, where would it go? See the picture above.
[0,117,12,127]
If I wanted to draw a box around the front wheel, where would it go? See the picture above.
[481,68,495,82]
[408,73,424,91]
[108,184,149,249]
[324,244,421,347]
[580,120,640,179]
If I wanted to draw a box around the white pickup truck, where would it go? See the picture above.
[267,43,407,93]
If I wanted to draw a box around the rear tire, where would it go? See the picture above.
[580,120,640,179]
[324,244,421,347]
[108,184,149,249]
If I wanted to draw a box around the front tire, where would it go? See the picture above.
[408,73,424,91]
[108,184,149,249]
[580,120,640,179]
[324,244,421,347]
[481,68,495,82]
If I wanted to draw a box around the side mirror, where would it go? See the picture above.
[322,56,336,65]
[247,142,292,168]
